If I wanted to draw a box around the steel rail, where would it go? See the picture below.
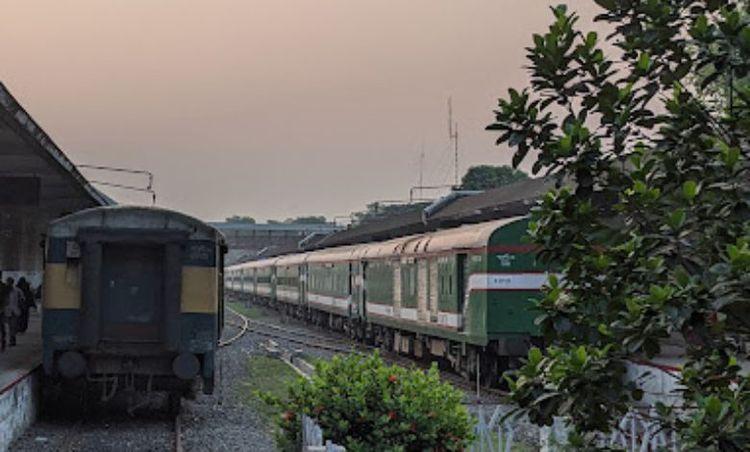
[219,306,250,347]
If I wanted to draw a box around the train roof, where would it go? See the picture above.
[420,216,524,254]
[227,217,528,270]
[306,245,359,264]
[48,205,224,243]
[275,252,309,266]
[355,236,417,260]
[232,257,276,270]
[316,216,527,262]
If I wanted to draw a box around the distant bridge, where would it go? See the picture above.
[209,222,342,265]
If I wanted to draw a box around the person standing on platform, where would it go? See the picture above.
[16,277,33,333]
[3,277,24,347]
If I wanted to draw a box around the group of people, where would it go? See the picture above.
[0,277,36,352]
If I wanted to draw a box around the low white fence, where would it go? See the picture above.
[301,405,682,452]
[301,415,345,452]
[300,404,529,452]
[468,404,519,452]
[604,409,679,451]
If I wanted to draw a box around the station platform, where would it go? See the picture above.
[0,310,42,393]
[0,310,42,451]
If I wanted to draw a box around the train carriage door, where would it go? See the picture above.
[359,261,367,317]
[392,259,401,317]
[101,243,164,342]
[346,262,361,312]
[456,253,467,330]
[417,259,429,322]
[428,257,439,322]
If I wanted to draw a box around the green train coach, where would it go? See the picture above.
[226,216,547,383]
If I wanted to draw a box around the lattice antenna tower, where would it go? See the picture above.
[448,96,459,187]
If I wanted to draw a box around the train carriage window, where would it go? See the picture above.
[348,263,353,295]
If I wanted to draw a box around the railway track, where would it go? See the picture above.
[228,302,507,400]
[219,305,250,347]
[174,413,183,452]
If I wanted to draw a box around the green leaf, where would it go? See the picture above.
[682,180,698,201]
[626,298,641,315]
[667,209,686,230]
[740,26,750,51]
[594,0,617,11]
[574,346,587,365]
[637,52,651,72]
[528,347,544,366]
[585,31,597,48]
[559,134,573,153]
[704,396,722,418]
[690,15,709,38]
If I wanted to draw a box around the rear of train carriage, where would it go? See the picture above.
[43,206,225,398]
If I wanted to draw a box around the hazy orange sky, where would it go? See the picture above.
[1,1,601,222]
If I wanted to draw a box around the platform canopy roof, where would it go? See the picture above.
[309,177,554,251]
[0,82,112,212]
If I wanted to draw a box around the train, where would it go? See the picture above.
[226,216,547,385]
[42,206,226,410]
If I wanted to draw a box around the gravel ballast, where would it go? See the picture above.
[11,310,276,452]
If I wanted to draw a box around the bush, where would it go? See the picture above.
[262,352,475,452]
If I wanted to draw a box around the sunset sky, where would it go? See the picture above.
[1,1,601,222]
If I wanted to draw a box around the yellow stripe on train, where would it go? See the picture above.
[181,266,218,313]
[43,263,81,309]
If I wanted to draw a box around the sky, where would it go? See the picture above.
[1,0,602,222]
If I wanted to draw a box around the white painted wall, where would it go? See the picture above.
[0,370,39,452]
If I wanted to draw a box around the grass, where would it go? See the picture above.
[298,353,328,368]
[238,355,300,426]
[228,301,272,321]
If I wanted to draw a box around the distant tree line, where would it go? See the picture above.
[227,165,528,228]
[225,215,329,225]
[349,165,527,226]
[459,165,528,191]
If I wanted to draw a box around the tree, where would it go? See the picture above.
[284,215,328,224]
[225,215,256,224]
[459,165,528,190]
[487,1,749,449]
[262,353,474,452]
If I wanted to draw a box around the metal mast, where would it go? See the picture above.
[448,97,459,187]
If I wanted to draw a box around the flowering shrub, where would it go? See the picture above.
[263,352,474,452]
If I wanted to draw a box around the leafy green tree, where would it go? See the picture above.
[487,0,749,449]
[225,215,256,224]
[263,353,474,452]
[459,165,528,190]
